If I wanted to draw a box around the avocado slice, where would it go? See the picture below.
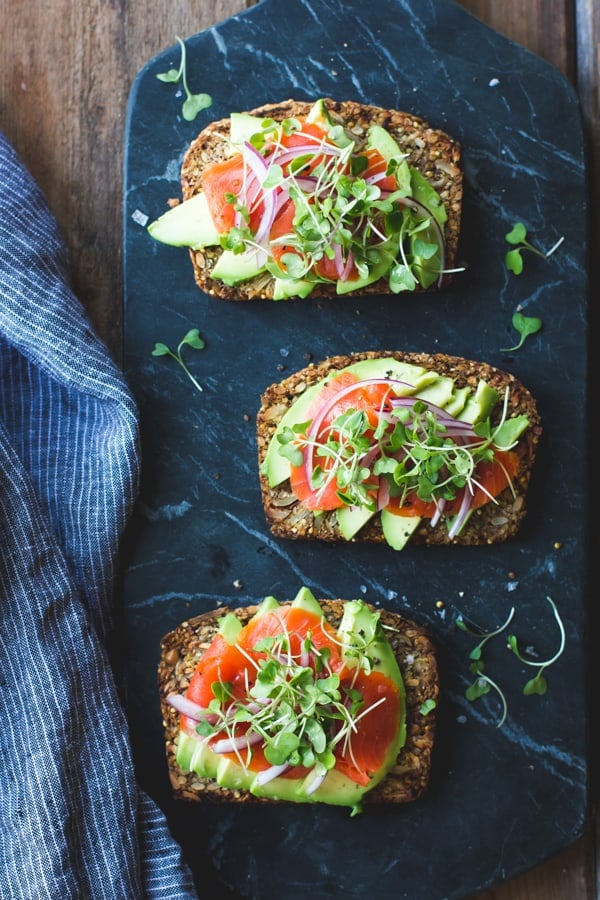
[366,124,411,193]
[336,504,376,540]
[457,380,499,424]
[147,192,220,250]
[380,509,421,551]
[211,249,266,285]
[262,356,429,488]
[305,99,354,149]
[305,98,333,129]
[175,593,406,810]
[229,112,272,145]
[412,374,456,409]
[272,277,315,300]
[262,357,503,550]
[290,584,323,616]
[335,249,396,295]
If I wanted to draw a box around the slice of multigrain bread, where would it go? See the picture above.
[158,599,439,805]
[180,98,463,300]
[257,350,542,546]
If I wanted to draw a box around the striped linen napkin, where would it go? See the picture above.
[0,132,197,899]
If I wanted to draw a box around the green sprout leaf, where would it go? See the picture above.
[188,615,393,789]
[500,310,543,352]
[456,596,566,727]
[506,596,566,697]
[156,36,212,121]
[505,222,527,245]
[419,698,437,716]
[156,68,181,84]
[504,221,564,275]
[505,248,524,275]
[152,327,205,394]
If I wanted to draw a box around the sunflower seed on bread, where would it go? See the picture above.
[172,98,463,300]
[158,598,439,805]
[257,350,542,548]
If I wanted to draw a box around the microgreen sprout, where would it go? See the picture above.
[193,616,391,783]
[456,597,566,726]
[279,387,528,534]
[507,596,566,695]
[218,117,453,290]
[156,36,212,121]
[152,327,205,394]
[500,309,543,352]
[456,606,516,661]
[457,607,514,727]
[504,222,564,275]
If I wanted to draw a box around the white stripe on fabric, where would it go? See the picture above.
[0,131,198,899]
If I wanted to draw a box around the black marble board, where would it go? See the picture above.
[121,1,589,897]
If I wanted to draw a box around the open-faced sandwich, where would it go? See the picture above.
[159,586,438,812]
[258,351,542,550]
[147,98,462,299]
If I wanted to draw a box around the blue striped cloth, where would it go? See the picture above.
[0,132,197,898]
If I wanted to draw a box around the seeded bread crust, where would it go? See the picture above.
[158,599,439,805]
[257,351,542,546]
[179,98,463,300]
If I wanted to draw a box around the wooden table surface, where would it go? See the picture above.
[1,1,597,898]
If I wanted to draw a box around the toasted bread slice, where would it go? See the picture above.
[257,350,542,547]
[178,98,462,300]
[158,599,438,805]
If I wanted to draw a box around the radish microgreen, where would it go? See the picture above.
[281,387,528,532]
[457,607,515,727]
[156,36,212,122]
[193,617,391,782]
[152,327,205,394]
[500,310,543,352]
[220,118,454,291]
[504,221,564,275]
[456,597,566,726]
[507,596,566,695]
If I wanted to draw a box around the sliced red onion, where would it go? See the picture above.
[377,476,390,511]
[271,143,341,170]
[302,377,415,496]
[333,242,345,278]
[211,731,263,754]
[447,488,473,539]
[302,378,398,495]
[305,767,328,796]
[241,142,278,245]
[166,693,216,723]
[341,248,356,281]
[389,395,477,435]
[254,762,290,786]
[307,378,412,440]
[293,175,319,193]
[429,498,446,528]
[365,169,388,186]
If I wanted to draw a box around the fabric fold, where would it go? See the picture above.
[0,132,197,899]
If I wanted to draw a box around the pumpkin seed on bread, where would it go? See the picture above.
[148,98,463,300]
[158,589,439,808]
[257,350,542,549]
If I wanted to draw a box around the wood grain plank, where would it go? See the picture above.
[0,0,252,356]
[458,0,575,79]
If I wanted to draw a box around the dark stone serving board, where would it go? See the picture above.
[122,1,589,897]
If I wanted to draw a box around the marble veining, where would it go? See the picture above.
[122,0,588,897]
